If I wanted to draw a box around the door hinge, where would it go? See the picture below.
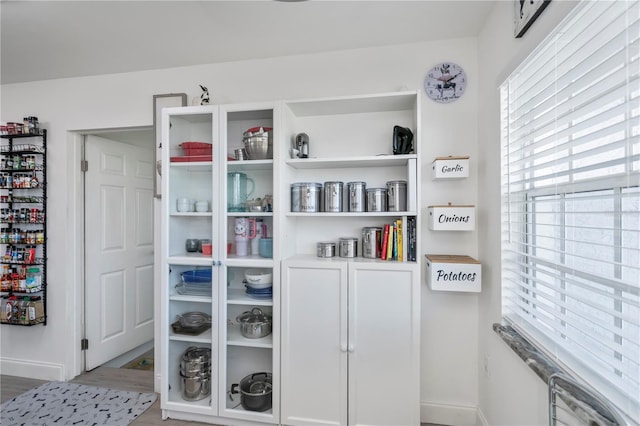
[81,338,89,350]
[80,160,88,172]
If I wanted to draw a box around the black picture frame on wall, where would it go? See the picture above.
[515,0,551,38]
[153,93,187,198]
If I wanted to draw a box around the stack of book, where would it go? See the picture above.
[379,217,416,262]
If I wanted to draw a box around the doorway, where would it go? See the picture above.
[79,128,156,371]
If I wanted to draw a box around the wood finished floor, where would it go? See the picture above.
[1,367,444,425]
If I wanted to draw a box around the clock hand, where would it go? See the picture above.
[439,73,461,83]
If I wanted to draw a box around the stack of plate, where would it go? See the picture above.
[244,284,272,300]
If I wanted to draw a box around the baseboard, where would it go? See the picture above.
[476,407,489,426]
[1,357,64,381]
[154,372,161,393]
[421,400,478,425]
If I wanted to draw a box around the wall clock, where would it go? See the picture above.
[424,63,467,103]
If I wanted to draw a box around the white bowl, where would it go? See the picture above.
[244,269,273,285]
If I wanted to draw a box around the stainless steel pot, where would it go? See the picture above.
[236,307,272,339]
[230,372,273,412]
[179,346,211,401]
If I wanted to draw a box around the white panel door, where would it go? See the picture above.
[281,259,348,426]
[85,136,155,370]
[348,263,420,426]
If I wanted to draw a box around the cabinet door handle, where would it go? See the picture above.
[348,345,355,353]
[341,345,348,352]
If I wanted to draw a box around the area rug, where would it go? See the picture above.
[121,349,154,371]
[0,381,157,425]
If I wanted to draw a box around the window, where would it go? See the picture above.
[500,0,639,420]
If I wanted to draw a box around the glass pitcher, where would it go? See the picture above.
[227,172,255,212]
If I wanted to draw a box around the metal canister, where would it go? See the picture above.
[234,148,248,160]
[339,237,358,258]
[317,242,336,258]
[362,227,382,259]
[323,181,343,212]
[366,188,388,212]
[386,180,407,212]
[291,182,322,212]
[347,181,366,212]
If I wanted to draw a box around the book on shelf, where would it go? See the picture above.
[377,218,416,262]
[381,224,390,260]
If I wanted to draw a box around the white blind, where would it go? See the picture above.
[500,0,640,420]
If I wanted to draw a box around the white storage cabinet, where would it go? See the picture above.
[160,103,281,425]
[281,258,420,426]
[279,92,421,426]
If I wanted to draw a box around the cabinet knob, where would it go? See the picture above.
[348,345,355,353]
[341,345,348,352]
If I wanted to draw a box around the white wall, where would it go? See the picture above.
[476,1,579,425]
[1,38,480,424]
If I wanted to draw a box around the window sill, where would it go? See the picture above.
[492,323,630,425]
[492,323,563,384]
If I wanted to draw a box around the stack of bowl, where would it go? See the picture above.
[242,127,273,160]
[243,269,272,299]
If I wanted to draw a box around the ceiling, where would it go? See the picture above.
[1,0,495,85]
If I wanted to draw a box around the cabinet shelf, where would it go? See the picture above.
[170,212,212,218]
[286,211,416,217]
[169,161,212,169]
[285,154,416,169]
[169,330,213,343]
[225,256,273,268]
[227,159,273,171]
[227,288,273,306]
[226,211,273,217]
[167,255,213,266]
[166,388,213,409]
[169,294,213,303]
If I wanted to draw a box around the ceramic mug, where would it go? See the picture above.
[195,200,209,212]
[259,238,273,258]
[177,198,194,212]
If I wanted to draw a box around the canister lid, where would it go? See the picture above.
[386,180,407,185]
[317,241,336,247]
[291,182,322,188]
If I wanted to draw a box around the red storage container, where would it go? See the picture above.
[180,142,212,156]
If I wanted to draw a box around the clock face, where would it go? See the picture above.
[424,62,467,103]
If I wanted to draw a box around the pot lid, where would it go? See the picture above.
[176,312,211,329]
[236,307,272,325]
[182,346,211,362]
